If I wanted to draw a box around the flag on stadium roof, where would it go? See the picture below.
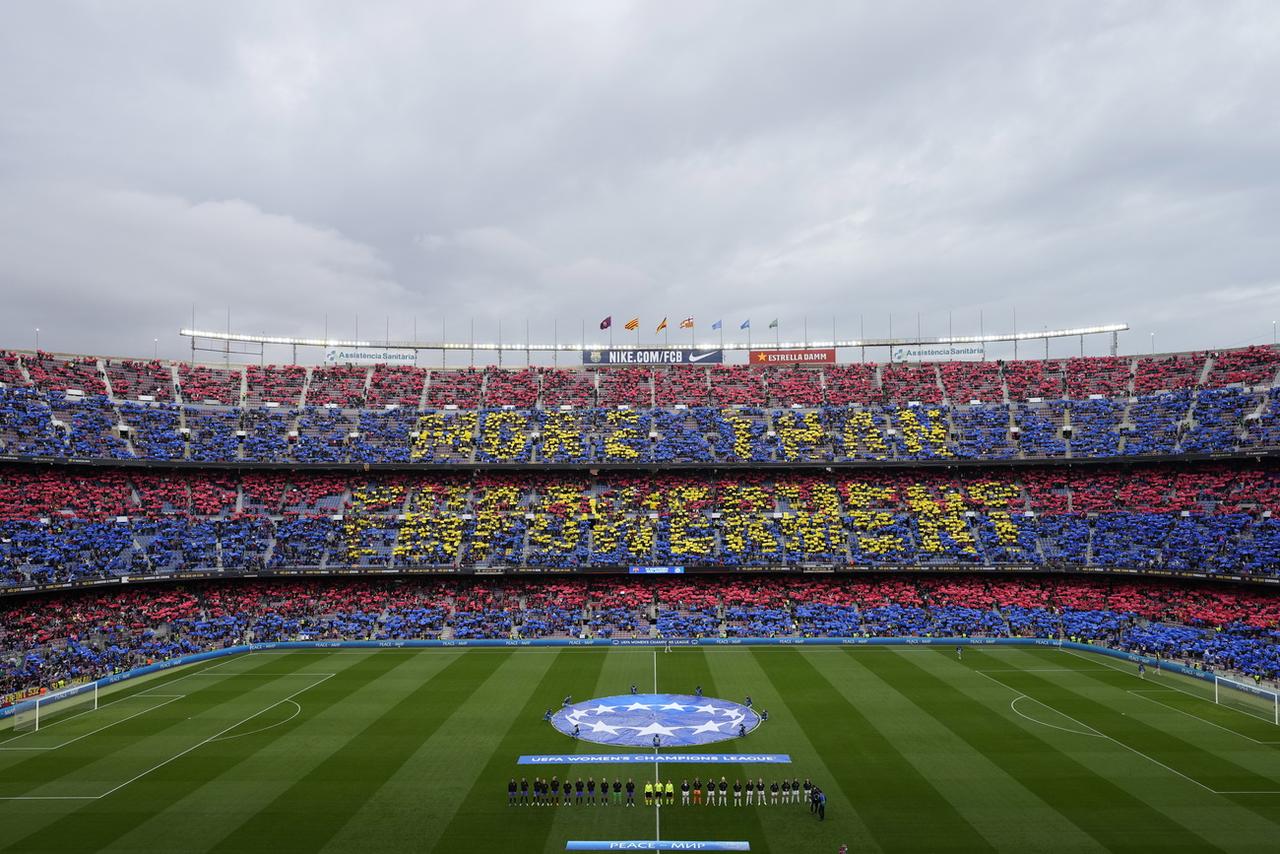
[680,317,694,329]
[711,320,722,330]
[740,319,750,330]
[768,319,779,329]
[599,316,612,330]
[656,317,668,333]
[624,317,639,331]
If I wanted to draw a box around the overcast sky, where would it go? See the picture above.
[2,1,1278,365]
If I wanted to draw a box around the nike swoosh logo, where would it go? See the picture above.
[688,351,719,362]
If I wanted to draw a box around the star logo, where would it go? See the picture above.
[549,694,761,747]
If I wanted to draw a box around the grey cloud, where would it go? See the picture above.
[1,1,1279,363]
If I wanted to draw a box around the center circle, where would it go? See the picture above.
[550,693,761,747]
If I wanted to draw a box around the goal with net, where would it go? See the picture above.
[10,682,98,733]
[1214,674,1279,725]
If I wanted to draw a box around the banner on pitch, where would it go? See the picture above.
[748,348,835,365]
[519,754,791,765]
[566,843,750,851]
[582,349,724,366]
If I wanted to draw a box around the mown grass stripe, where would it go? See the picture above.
[708,648,877,853]
[986,661,1280,794]
[543,648,660,852]
[205,651,509,852]
[820,649,1107,853]
[320,648,565,854]
[1,650,373,853]
[877,648,1228,853]
[1035,647,1280,748]
[753,648,994,853]
[0,650,324,799]
[431,649,610,853]
[104,651,453,854]
[650,648,774,851]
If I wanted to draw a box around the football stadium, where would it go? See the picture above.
[2,340,1280,853]
[5,3,1280,852]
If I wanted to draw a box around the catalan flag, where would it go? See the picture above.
[624,317,640,331]
[679,317,694,329]
[656,317,668,333]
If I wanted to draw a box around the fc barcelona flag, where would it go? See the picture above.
[599,316,612,330]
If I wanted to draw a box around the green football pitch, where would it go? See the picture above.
[3,646,1280,853]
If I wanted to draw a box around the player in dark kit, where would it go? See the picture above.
[733,778,742,806]
[781,779,790,803]
[508,778,516,805]
[600,777,610,807]
[550,776,560,805]
[770,779,780,805]
[718,777,729,805]
[519,777,528,804]
[587,777,596,805]
[792,777,801,804]
[803,777,812,807]
[626,778,636,806]
[681,779,691,806]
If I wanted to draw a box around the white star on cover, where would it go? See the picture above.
[549,693,761,747]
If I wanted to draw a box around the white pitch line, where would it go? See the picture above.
[0,672,334,802]
[93,672,335,800]
[653,647,660,845]
[1008,695,1104,739]
[1126,690,1280,746]
[1059,648,1280,728]
[0,695,185,752]
[978,663,1280,796]
[210,700,302,742]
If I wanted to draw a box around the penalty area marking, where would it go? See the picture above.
[1007,695,1104,739]
[210,699,302,742]
[977,668,1280,795]
[1126,689,1280,746]
[0,672,334,801]
[0,695,185,751]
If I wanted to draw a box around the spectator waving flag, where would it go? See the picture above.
[680,317,694,329]
[740,319,750,330]
[624,317,639,331]
[656,317,668,333]
[711,320,722,330]
[599,316,612,330]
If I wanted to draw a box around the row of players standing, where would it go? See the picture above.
[508,775,819,809]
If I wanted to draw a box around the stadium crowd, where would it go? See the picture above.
[2,348,1280,464]
[1,463,1278,588]
[3,575,1279,704]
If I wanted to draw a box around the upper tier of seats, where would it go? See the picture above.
[2,462,1278,590]
[2,346,1279,464]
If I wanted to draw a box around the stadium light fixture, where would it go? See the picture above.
[181,322,1128,353]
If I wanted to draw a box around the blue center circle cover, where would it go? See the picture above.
[551,694,761,747]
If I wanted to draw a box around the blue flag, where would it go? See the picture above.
[711,319,722,330]
[740,319,750,330]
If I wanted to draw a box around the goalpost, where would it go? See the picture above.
[1214,674,1279,725]
[10,682,99,733]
